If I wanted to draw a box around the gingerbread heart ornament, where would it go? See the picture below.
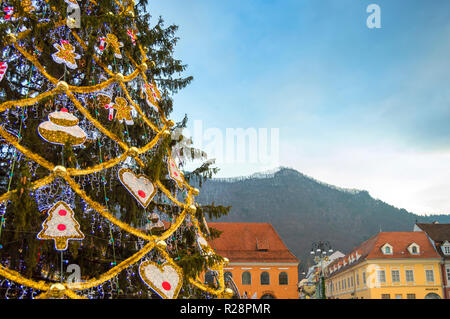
[197,232,214,257]
[118,168,157,208]
[139,261,183,299]
[168,157,184,189]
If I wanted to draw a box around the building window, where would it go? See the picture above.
[395,294,402,299]
[405,269,414,283]
[356,273,359,287]
[407,294,416,299]
[363,272,366,285]
[261,293,275,299]
[381,294,390,299]
[350,276,354,287]
[384,246,391,254]
[425,269,434,282]
[242,271,251,285]
[442,245,450,255]
[260,271,270,285]
[408,243,420,255]
[391,270,400,283]
[347,277,350,288]
[446,267,450,282]
[278,272,288,285]
[338,281,341,291]
[377,270,386,283]
[424,293,441,299]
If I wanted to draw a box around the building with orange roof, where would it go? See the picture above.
[324,231,443,299]
[207,223,299,299]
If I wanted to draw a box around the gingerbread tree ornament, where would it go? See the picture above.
[37,202,85,251]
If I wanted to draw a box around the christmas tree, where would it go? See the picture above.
[0,0,232,299]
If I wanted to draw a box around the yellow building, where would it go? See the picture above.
[324,232,443,299]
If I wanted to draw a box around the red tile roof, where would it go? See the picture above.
[366,232,439,259]
[327,232,440,276]
[207,223,299,263]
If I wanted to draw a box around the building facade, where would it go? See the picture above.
[414,222,450,299]
[208,223,299,299]
[324,232,443,299]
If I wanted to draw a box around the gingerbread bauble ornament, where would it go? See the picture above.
[38,109,87,146]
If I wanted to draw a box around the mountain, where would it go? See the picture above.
[196,167,450,270]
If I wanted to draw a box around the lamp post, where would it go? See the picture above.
[310,241,333,299]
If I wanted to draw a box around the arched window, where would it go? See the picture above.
[224,271,233,280]
[242,271,251,285]
[425,293,441,299]
[279,272,288,285]
[260,271,270,285]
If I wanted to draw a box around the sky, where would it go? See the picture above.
[148,0,450,215]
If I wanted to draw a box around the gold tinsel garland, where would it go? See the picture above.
[0,1,228,299]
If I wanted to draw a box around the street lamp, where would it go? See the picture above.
[310,241,333,299]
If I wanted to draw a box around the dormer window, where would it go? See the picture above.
[408,243,420,255]
[382,243,393,255]
[441,241,450,256]
[256,238,269,251]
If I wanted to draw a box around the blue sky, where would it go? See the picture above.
[148,0,450,215]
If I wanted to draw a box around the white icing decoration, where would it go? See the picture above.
[139,262,182,299]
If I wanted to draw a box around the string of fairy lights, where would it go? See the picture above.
[0,0,232,299]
